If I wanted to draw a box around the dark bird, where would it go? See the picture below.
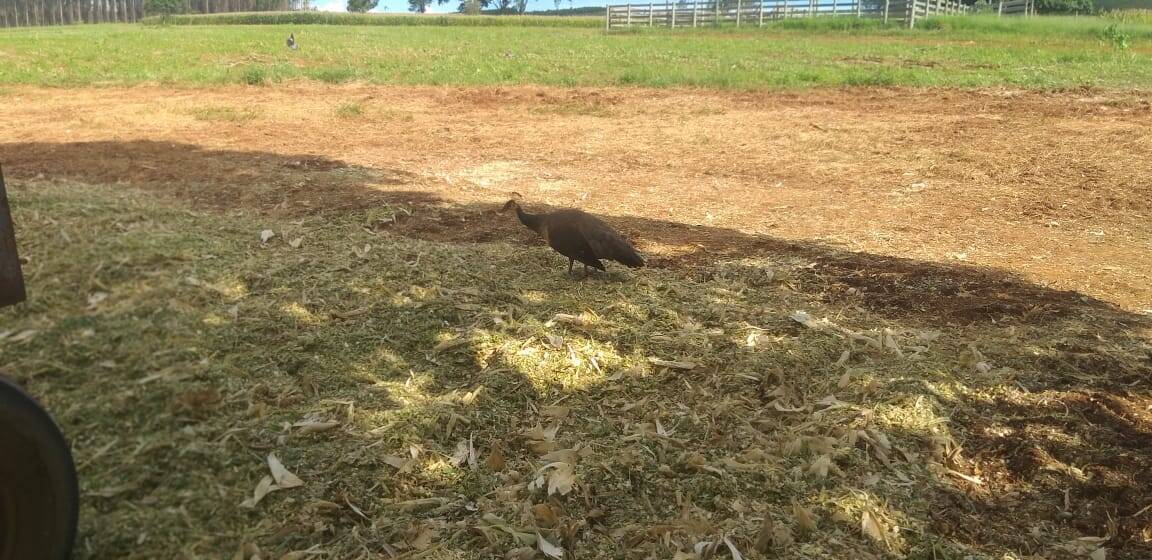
[286,33,298,50]
[501,198,645,277]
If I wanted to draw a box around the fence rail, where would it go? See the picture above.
[605,0,1034,29]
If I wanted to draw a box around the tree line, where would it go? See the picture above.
[0,0,311,26]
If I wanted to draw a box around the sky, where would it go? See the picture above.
[312,0,605,14]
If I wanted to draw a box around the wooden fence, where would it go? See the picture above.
[995,0,1033,15]
[605,0,1034,29]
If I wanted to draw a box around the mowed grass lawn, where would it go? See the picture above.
[0,16,1150,88]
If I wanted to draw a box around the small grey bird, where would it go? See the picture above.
[286,33,298,50]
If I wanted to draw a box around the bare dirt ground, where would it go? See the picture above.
[1,85,1149,313]
[3,84,1152,557]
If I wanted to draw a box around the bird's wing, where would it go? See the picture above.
[579,216,644,267]
[545,219,603,268]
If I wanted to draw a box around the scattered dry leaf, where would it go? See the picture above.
[268,454,304,488]
[545,462,576,496]
[352,243,372,259]
[753,517,775,552]
[2,329,38,343]
[505,547,535,560]
[647,357,697,370]
[790,311,822,328]
[432,337,468,353]
[793,503,817,535]
[546,313,589,327]
[87,291,109,308]
[409,525,439,550]
[532,503,558,528]
[233,542,262,560]
[279,545,325,560]
[486,444,507,472]
[522,423,561,443]
[537,533,564,559]
[451,439,470,467]
[722,537,745,560]
[240,475,278,508]
[293,420,340,434]
[807,455,836,479]
[861,510,887,545]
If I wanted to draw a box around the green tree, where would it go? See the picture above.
[144,0,183,16]
[1035,0,1093,13]
[409,0,449,12]
[347,0,379,11]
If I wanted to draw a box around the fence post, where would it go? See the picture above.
[736,0,742,25]
[605,5,610,29]
[693,0,698,26]
[758,0,764,25]
[832,0,838,16]
[649,1,654,25]
[669,0,674,27]
[856,0,861,18]
[627,4,632,25]
[908,0,916,28]
[882,0,889,23]
[714,0,719,26]
[783,0,789,18]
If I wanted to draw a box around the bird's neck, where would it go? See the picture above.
[515,206,544,233]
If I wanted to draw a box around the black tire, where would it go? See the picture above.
[0,374,79,560]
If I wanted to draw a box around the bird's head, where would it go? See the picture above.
[499,192,524,214]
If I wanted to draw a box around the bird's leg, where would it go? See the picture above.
[568,258,575,276]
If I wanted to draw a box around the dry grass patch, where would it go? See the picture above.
[1,180,1149,559]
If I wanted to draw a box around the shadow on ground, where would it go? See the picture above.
[4,140,1152,557]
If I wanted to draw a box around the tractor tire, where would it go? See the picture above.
[0,374,78,560]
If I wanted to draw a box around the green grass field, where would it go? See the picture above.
[0,14,1149,88]
[4,11,1152,560]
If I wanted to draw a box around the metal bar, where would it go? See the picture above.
[0,164,27,309]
